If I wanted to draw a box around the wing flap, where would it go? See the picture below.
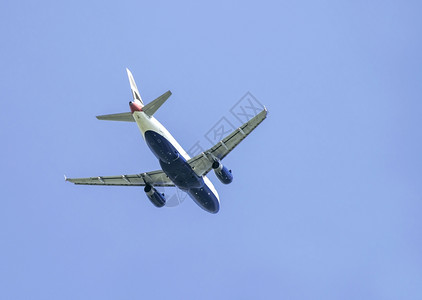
[188,107,267,176]
[66,170,174,187]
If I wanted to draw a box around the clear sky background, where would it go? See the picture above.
[1,0,421,299]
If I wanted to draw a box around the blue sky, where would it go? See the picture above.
[1,0,422,299]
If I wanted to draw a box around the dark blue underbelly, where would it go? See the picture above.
[145,130,204,189]
[188,185,219,214]
[159,158,203,189]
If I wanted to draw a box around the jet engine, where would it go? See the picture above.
[212,161,233,184]
[144,184,166,207]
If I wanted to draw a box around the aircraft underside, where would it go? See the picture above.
[65,68,267,214]
[145,130,220,213]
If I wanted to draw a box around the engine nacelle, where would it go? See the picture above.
[212,161,233,184]
[144,184,166,207]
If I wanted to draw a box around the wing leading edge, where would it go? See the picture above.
[187,107,268,177]
[66,170,175,187]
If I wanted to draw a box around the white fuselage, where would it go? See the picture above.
[132,110,220,213]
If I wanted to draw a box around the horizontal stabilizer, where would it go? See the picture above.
[143,91,172,117]
[96,112,135,122]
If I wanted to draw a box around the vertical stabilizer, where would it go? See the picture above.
[126,68,143,105]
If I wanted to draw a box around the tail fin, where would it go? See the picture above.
[96,90,172,121]
[125,68,171,117]
[126,68,143,105]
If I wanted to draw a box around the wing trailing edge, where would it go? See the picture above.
[187,107,268,176]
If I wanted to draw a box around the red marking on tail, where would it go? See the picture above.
[129,101,143,113]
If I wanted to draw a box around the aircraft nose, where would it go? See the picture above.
[188,187,220,214]
[207,201,220,214]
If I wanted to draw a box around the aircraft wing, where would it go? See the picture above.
[187,107,267,177]
[66,170,175,187]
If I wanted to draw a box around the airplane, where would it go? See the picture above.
[65,69,267,214]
